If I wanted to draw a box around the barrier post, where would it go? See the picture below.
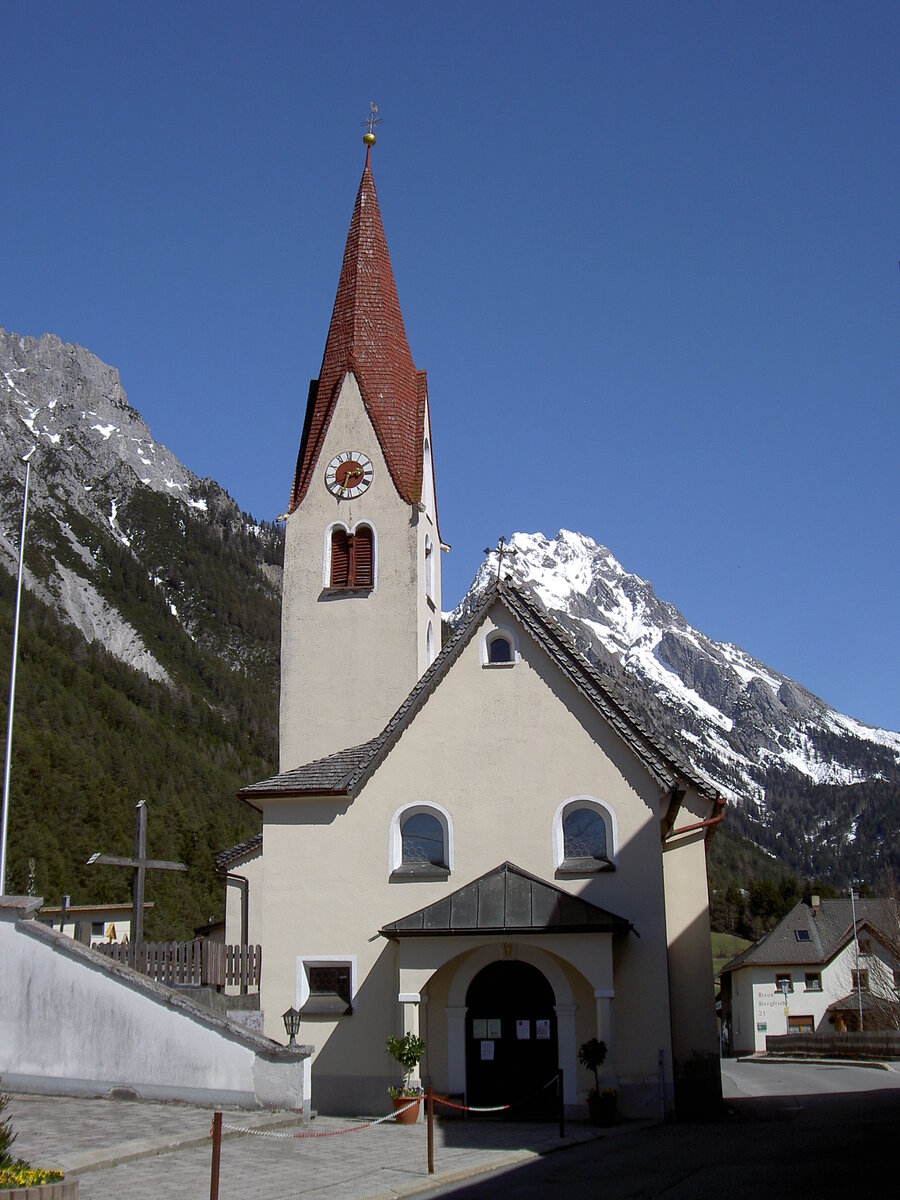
[209,1111,222,1200]
[557,1068,565,1139]
[426,1085,435,1174]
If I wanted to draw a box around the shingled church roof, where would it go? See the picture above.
[288,147,426,512]
[236,579,719,807]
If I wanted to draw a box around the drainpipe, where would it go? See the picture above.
[666,793,727,842]
[849,887,863,1032]
[226,872,249,993]
[666,812,726,838]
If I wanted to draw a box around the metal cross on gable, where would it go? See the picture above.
[87,800,187,966]
[484,535,518,581]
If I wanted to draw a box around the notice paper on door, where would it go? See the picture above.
[516,1020,530,1039]
[481,1040,495,1060]
[535,1019,551,1040]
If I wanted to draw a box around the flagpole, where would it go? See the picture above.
[1,450,35,895]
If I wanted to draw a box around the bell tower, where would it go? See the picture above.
[279,135,442,771]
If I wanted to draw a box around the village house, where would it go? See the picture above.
[219,138,725,1120]
[719,896,900,1054]
[36,901,152,946]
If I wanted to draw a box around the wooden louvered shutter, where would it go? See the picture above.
[330,528,350,587]
[352,525,374,588]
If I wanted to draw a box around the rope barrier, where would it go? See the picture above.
[218,1099,420,1141]
[434,1098,509,1112]
[209,1075,566,1196]
[433,1072,559,1115]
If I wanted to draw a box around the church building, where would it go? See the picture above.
[219,136,724,1119]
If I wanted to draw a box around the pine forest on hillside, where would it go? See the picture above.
[0,491,281,939]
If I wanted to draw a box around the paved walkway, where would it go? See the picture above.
[6,1093,632,1199]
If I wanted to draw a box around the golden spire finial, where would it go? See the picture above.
[362,101,382,147]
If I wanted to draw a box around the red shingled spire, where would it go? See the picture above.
[288,148,426,512]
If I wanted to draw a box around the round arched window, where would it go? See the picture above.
[401,812,445,866]
[563,807,608,862]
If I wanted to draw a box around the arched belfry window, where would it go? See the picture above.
[552,797,617,876]
[389,802,453,880]
[329,524,374,590]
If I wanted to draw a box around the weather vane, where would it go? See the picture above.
[362,102,382,147]
[484,536,517,581]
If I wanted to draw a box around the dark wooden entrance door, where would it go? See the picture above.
[465,959,558,1118]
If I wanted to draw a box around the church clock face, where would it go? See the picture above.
[324,451,374,498]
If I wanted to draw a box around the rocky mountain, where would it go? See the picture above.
[0,328,281,933]
[0,327,283,675]
[451,531,900,887]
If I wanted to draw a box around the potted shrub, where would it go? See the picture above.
[578,1038,616,1125]
[386,1033,425,1124]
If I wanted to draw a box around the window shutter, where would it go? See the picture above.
[352,526,374,587]
[330,528,350,587]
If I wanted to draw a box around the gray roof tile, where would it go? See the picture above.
[214,833,263,871]
[721,899,899,972]
[380,861,634,937]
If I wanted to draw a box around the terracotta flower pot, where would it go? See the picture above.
[391,1095,421,1124]
[587,1091,617,1126]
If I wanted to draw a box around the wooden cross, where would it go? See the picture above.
[87,801,187,965]
[484,535,518,581]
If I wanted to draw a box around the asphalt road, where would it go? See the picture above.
[415,1059,900,1199]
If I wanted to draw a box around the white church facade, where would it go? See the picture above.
[219,141,724,1120]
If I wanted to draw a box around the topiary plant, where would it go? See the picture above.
[577,1037,608,1096]
[385,1033,425,1098]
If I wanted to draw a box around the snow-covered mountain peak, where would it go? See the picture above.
[451,529,900,806]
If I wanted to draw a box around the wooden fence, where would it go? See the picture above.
[96,939,261,992]
[766,1030,900,1060]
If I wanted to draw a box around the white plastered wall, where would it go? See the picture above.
[0,902,310,1112]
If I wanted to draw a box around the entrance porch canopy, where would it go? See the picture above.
[380,863,631,1103]
[380,861,634,939]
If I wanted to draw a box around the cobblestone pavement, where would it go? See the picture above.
[7,1093,621,1200]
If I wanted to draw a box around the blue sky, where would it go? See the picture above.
[2,2,898,730]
